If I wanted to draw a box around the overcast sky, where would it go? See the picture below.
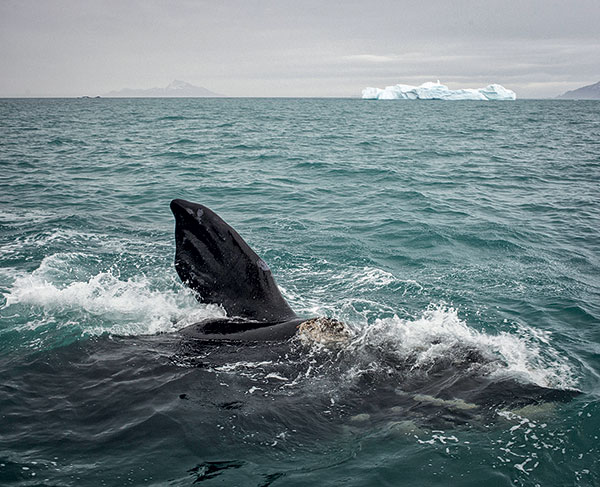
[1,0,599,98]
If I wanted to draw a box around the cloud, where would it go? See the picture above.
[342,54,396,63]
[0,0,599,97]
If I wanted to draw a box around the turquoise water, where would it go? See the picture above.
[0,98,599,486]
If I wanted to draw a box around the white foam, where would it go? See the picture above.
[350,305,575,389]
[2,254,225,336]
[279,263,572,389]
[362,81,516,100]
[2,255,576,390]
[349,267,398,287]
[280,264,421,321]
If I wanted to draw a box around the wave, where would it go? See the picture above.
[347,305,576,389]
[156,115,188,121]
[2,254,225,337]
[0,208,56,225]
[47,136,89,146]
[187,302,577,402]
[256,263,576,391]
[152,150,207,160]
[278,263,424,323]
[1,256,576,390]
[167,138,196,146]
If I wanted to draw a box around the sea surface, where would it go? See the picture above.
[0,98,599,486]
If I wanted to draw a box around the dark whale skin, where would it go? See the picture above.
[179,317,306,341]
[171,198,302,340]
[170,199,582,407]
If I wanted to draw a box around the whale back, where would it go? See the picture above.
[170,199,297,323]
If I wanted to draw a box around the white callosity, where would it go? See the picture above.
[362,81,516,100]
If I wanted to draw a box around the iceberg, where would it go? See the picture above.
[361,81,516,100]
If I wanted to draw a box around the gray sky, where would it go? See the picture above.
[1,0,598,98]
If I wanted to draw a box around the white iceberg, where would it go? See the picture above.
[361,81,516,100]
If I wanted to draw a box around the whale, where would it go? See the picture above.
[171,198,347,342]
[170,198,580,415]
[0,202,585,485]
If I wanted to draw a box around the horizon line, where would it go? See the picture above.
[0,95,572,100]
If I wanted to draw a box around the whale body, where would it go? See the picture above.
[169,198,581,418]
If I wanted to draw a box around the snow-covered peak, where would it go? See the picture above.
[166,80,192,91]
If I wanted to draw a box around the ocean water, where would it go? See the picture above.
[0,98,599,486]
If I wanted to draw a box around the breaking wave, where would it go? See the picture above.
[1,256,576,390]
[348,306,576,389]
[2,253,225,337]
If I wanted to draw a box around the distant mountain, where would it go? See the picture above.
[104,80,223,97]
[557,81,600,99]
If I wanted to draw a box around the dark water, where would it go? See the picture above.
[0,98,599,486]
